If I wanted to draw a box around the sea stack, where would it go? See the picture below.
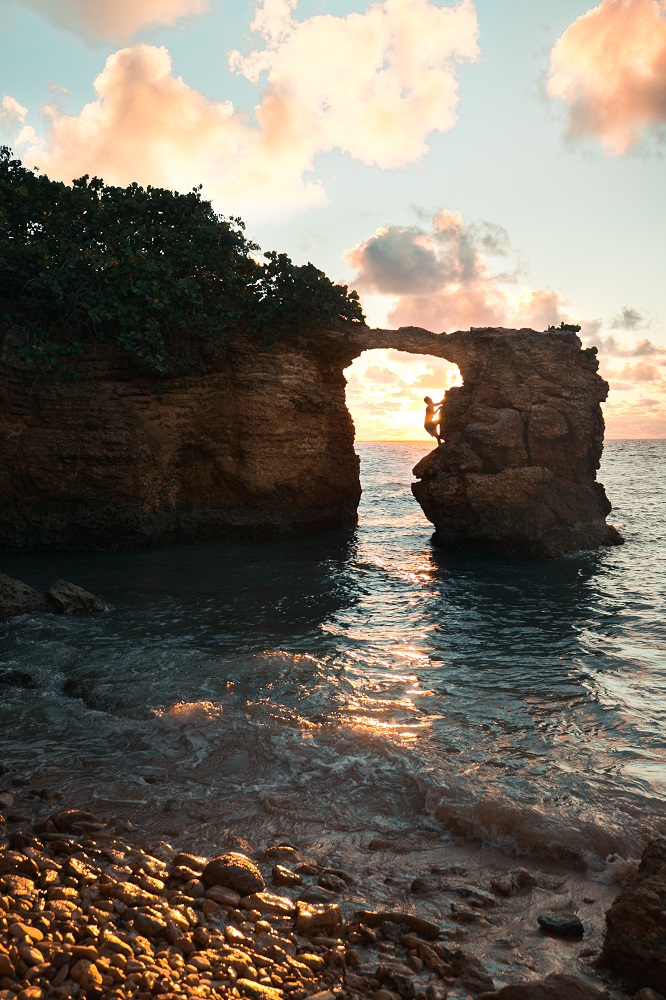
[411,326,623,558]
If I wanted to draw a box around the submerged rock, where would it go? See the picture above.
[600,836,666,993]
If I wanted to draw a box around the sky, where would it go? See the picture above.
[1,0,665,440]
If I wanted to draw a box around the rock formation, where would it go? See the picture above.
[600,837,666,994]
[0,573,107,621]
[408,327,622,558]
[0,324,620,556]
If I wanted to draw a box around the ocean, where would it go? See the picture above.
[1,439,665,886]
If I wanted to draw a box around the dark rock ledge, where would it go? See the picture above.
[0,574,107,622]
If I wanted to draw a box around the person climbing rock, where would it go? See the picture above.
[423,395,445,444]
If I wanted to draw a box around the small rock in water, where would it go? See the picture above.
[45,579,108,614]
[537,913,585,939]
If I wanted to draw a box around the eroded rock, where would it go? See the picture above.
[600,836,666,993]
[410,327,622,557]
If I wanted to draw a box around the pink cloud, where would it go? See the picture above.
[10,0,478,218]
[17,0,210,42]
[548,0,666,154]
[347,211,569,332]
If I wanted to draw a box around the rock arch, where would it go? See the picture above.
[0,323,621,556]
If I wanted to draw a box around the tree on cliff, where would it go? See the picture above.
[0,146,364,377]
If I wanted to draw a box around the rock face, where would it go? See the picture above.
[409,327,622,557]
[0,332,360,551]
[0,324,619,556]
[600,837,666,994]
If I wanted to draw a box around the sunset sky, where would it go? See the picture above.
[1,0,664,439]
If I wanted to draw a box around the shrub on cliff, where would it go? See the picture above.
[0,146,364,376]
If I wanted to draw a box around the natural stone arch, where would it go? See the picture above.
[342,324,622,557]
[0,322,621,556]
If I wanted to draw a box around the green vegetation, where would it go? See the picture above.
[0,146,364,378]
[548,321,581,333]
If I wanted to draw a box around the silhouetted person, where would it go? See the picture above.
[424,395,444,444]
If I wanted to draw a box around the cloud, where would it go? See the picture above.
[547,0,666,154]
[610,306,648,330]
[15,45,326,217]
[616,362,663,381]
[587,334,666,357]
[1,95,28,132]
[230,0,479,170]
[10,0,479,218]
[347,210,569,332]
[17,0,211,43]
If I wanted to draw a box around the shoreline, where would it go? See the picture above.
[0,781,628,1000]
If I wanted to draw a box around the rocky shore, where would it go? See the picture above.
[2,786,662,1000]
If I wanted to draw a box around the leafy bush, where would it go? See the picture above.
[547,321,581,333]
[0,146,364,377]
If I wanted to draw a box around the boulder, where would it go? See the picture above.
[600,837,666,993]
[0,574,47,620]
[201,852,265,895]
[45,580,107,614]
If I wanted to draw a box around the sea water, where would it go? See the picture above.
[1,440,665,878]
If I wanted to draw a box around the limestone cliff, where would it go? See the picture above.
[0,324,620,556]
[0,333,360,551]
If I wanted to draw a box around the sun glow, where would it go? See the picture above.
[344,349,462,441]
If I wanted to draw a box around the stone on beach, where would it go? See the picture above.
[201,851,265,894]
[536,912,585,938]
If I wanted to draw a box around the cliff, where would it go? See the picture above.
[0,333,360,551]
[0,324,620,556]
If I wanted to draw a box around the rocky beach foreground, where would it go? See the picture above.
[1,777,664,1000]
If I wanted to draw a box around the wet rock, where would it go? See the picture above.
[355,909,441,939]
[411,876,438,894]
[45,580,107,614]
[452,950,494,994]
[318,872,346,893]
[272,864,302,887]
[201,851,265,894]
[299,885,338,904]
[478,973,604,1000]
[601,836,666,993]
[296,901,342,935]
[0,575,48,621]
[537,913,585,939]
[240,891,295,916]
[44,808,104,834]
[205,884,242,906]
[376,965,416,999]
